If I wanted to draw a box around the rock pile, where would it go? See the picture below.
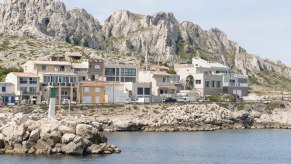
[0,113,120,155]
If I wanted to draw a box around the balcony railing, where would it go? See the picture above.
[224,82,248,87]
[21,91,40,95]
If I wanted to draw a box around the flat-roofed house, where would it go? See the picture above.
[22,60,78,104]
[5,72,41,104]
[104,63,138,82]
[79,82,105,104]
[0,82,16,105]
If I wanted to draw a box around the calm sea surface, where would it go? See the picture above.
[1,130,291,164]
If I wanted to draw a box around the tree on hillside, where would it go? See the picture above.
[185,75,194,90]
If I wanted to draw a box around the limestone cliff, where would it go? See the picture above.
[0,0,290,92]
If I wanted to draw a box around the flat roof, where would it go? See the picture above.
[43,72,77,76]
[10,72,39,78]
[30,61,72,66]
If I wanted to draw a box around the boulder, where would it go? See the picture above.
[22,141,35,149]
[29,129,40,142]
[59,125,75,134]
[61,133,76,144]
[35,139,51,152]
[1,124,14,141]
[61,140,86,155]
[85,144,106,154]
[76,124,107,144]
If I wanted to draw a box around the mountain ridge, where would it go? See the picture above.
[0,0,290,93]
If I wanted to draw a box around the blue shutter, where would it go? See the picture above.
[11,97,15,103]
[2,86,6,92]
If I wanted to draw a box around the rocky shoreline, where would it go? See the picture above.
[0,101,290,155]
[0,113,121,155]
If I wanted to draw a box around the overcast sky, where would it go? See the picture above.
[1,0,290,66]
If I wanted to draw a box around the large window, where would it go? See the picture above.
[29,78,37,84]
[95,87,100,93]
[29,87,37,93]
[212,81,215,88]
[105,68,115,76]
[20,78,27,84]
[144,88,150,95]
[20,87,27,93]
[106,77,116,81]
[137,88,143,95]
[205,81,210,87]
[123,68,136,76]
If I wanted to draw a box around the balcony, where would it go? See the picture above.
[224,82,248,87]
[21,91,40,95]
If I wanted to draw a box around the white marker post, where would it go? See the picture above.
[48,87,56,119]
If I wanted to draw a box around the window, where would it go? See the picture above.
[20,87,27,93]
[205,81,210,87]
[137,88,143,95]
[2,86,6,92]
[144,88,150,95]
[105,68,115,76]
[106,77,115,81]
[44,76,50,83]
[195,80,201,84]
[216,81,221,88]
[84,87,89,93]
[95,65,100,70]
[124,77,136,82]
[29,87,37,93]
[116,68,119,76]
[20,78,27,84]
[124,68,136,76]
[163,77,166,82]
[212,81,215,88]
[42,66,46,71]
[95,87,100,93]
[61,91,68,95]
[29,78,37,84]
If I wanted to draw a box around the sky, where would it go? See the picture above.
[1,0,290,66]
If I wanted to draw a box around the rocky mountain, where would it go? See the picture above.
[0,0,290,93]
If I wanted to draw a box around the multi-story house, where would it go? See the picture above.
[138,70,181,100]
[72,58,104,82]
[22,61,78,104]
[223,74,249,97]
[0,82,16,105]
[5,72,41,104]
[175,57,248,97]
[104,63,138,82]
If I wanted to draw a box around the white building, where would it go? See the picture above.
[138,70,181,99]
[5,72,41,104]
[175,57,248,97]
[0,82,16,105]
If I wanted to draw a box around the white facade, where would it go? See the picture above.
[138,71,180,97]
[5,72,41,104]
[104,83,129,103]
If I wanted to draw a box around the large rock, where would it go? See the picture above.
[61,140,86,155]
[29,129,40,142]
[35,139,51,153]
[59,126,75,134]
[61,133,76,144]
[85,143,106,154]
[76,124,107,144]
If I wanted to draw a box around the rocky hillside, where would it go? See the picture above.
[0,0,290,93]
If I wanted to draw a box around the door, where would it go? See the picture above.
[82,96,91,104]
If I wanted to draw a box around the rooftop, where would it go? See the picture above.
[43,72,77,76]
[30,61,72,66]
[10,72,39,78]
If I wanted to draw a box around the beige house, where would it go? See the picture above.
[22,60,78,104]
[138,70,181,98]
[5,72,41,104]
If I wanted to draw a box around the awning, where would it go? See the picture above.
[158,86,177,90]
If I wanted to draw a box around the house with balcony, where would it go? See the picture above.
[22,60,78,104]
[223,74,249,97]
[138,70,181,101]
[175,57,248,97]
[5,72,41,104]
[0,82,16,105]
[104,63,138,82]
[72,58,104,82]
